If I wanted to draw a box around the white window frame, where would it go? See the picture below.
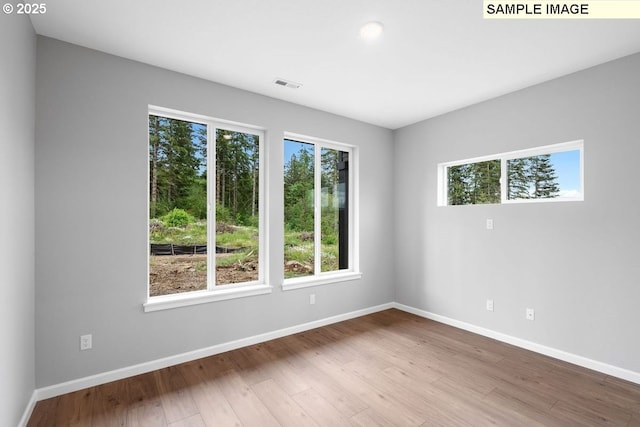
[144,106,270,312]
[437,140,584,207]
[282,132,361,291]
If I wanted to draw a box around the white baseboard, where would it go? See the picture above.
[18,391,37,427]
[28,299,640,412]
[393,302,640,385]
[35,302,394,401]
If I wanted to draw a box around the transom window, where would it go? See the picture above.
[438,140,584,206]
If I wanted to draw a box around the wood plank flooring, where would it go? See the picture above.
[28,309,640,426]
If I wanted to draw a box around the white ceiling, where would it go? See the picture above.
[30,1,640,129]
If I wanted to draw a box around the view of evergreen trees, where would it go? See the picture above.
[283,142,342,242]
[149,115,206,219]
[448,160,501,205]
[447,154,560,205]
[214,129,260,226]
[283,142,314,233]
[148,115,259,226]
[319,148,342,249]
[507,155,559,200]
[283,140,345,274]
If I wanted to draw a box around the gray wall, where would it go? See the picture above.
[0,13,36,427]
[34,37,394,388]
[32,32,640,391]
[394,53,640,373]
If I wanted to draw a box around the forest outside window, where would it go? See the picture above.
[283,134,360,290]
[438,140,584,206]
[146,107,267,311]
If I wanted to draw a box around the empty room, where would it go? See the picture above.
[3,1,640,426]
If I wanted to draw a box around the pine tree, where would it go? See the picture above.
[163,119,200,211]
[448,164,471,205]
[284,144,314,231]
[320,148,340,247]
[215,130,259,224]
[507,158,530,200]
[470,160,500,204]
[149,115,161,218]
[149,116,205,219]
[149,117,262,226]
[529,154,560,198]
[251,135,259,219]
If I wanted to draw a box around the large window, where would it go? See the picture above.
[283,134,359,289]
[147,107,267,310]
[438,140,584,206]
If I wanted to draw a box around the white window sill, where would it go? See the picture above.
[282,271,363,291]
[143,283,272,312]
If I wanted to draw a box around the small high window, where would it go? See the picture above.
[438,140,584,206]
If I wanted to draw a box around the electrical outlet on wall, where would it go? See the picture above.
[80,334,92,351]
[486,299,494,312]
[526,308,535,321]
[309,294,316,305]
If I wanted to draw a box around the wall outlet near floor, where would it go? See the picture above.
[526,308,535,321]
[486,219,494,230]
[486,299,494,312]
[309,294,316,305]
[80,334,92,351]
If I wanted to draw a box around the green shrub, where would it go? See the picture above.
[162,208,194,228]
[322,233,337,245]
[216,205,233,224]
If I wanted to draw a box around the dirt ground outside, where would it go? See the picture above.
[149,254,258,297]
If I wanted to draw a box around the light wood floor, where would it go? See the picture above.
[28,309,640,426]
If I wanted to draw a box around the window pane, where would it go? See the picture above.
[149,115,207,296]
[447,160,501,205]
[507,150,580,200]
[215,129,260,285]
[321,148,348,272]
[284,140,315,278]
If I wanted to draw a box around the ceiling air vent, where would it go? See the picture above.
[274,78,302,89]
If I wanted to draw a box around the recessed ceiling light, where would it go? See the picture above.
[359,21,384,41]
